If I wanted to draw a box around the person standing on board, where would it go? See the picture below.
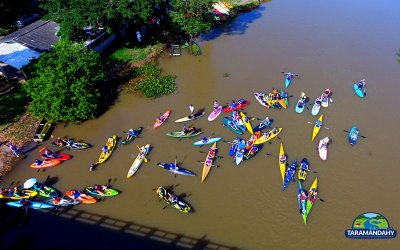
[189,104,194,115]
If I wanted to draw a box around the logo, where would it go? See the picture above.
[345,212,397,239]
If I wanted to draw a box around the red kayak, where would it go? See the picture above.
[65,190,97,204]
[40,153,71,161]
[153,110,171,128]
[30,159,61,169]
[222,99,250,113]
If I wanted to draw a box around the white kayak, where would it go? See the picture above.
[311,98,321,116]
[318,137,330,160]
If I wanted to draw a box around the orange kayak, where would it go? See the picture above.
[153,110,171,128]
[30,159,61,169]
[66,190,97,204]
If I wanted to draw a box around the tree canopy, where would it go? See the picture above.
[24,40,105,121]
[40,0,157,39]
[169,0,214,40]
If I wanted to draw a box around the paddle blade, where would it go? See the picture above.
[39,147,46,153]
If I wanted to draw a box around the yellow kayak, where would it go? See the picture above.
[312,114,323,141]
[201,142,217,183]
[240,111,253,134]
[279,143,287,184]
[98,135,117,164]
[254,128,282,145]
[0,189,38,200]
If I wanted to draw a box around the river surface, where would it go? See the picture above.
[2,0,400,249]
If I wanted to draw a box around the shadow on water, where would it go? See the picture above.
[199,5,267,42]
[0,205,243,250]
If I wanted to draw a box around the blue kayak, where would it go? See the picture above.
[282,160,297,191]
[157,162,196,176]
[223,117,243,135]
[285,73,293,88]
[235,140,246,166]
[353,84,365,98]
[253,119,273,132]
[348,126,359,145]
[295,98,306,113]
[7,201,54,209]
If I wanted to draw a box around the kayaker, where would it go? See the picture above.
[33,182,44,191]
[19,198,30,208]
[9,144,21,157]
[55,137,65,147]
[227,120,236,128]
[169,195,178,204]
[213,100,219,110]
[66,139,74,147]
[250,145,258,154]
[94,185,105,195]
[316,120,322,128]
[272,128,279,134]
[126,129,138,140]
[102,145,109,155]
[44,148,56,158]
[231,100,237,109]
[188,104,194,115]
[89,163,97,172]
[279,154,287,164]
[238,99,245,105]
[358,79,365,90]
[13,186,22,197]
[72,190,81,199]
[34,159,43,166]
[201,137,209,143]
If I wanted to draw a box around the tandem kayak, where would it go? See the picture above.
[33,182,58,198]
[304,177,318,224]
[193,137,222,146]
[85,186,119,197]
[348,126,359,145]
[353,83,365,98]
[157,162,196,176]
[245,131,261,150]
[51,140,91,150]
[127,144,150,178]
[98,135,117,164]
[240,111,253,134]
[254,92,269,107]
[244,144,263,161]
[40,153,71,161]
[201,142,217,183]
[254,128,282,145]
[312,114,323,141]
[318,137,330,161]
[154,110,171,128]
[0,189,37,200]
[66,190,97,204]
[253,119,273,132]
[222,99,250,112]
[166,131,202,138]
[156,187,192,213]
[235,140,246,166]
[298,181,308,224]
[7,200,54,209]
[223,117,243,135]
[279,143,287,184]
[208,106,222,121]
[30,159,61,169]
[298,158,309,182]
[174,111,205,123]
[121,127,142,145]
[282,160,297,191]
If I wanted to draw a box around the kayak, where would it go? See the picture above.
[201,142,217,183]
[7,201,54,209]
[33,117,53,143]
[254,128,282,145]
[121,127,142,145]
[353,83,365,98]
[253,119,273,132]
[318,137,330,160]
[321,94,329,108]
[235,140,246,166]
[154,110,171,128]
[156,187,192,213]
[223,117,243,135]
[280,89,289,107]
[298,181,308,224]
[33,182,58,198]
[66,190,97,204]
[0,189,37,200]
[282,160,297,191]
[51,140,91,150]
[174,111,205,123]
[208,106,222,121]
[254,92,269,107]
[245,131,261,150]
[40,153,71,161]
[166,131,202,138]
[311,98,321,116]
[240,111,253,134]
[304,177,318,224]
[98,135,117,164]
[285,73,293,88]
[295,97,307,113]
[348,126,359,145]
[298,158,309,182]
[312,114,323,141]
[244,144,263,161]
[231,111,246,131]
[279,143,287,184]
[213,3,229,15]
[222,99,250,112]
[229,138,241,156]
[48,197,80,207]
[127,144,150,178]
[193,137,222,146]
[30,159,61,169]
[157,162,196,176]
[85,186,119,197]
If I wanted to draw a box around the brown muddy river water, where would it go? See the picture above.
[2,0,400,249]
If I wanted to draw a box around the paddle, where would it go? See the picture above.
[343,130,366,138]
[136,145,148,162]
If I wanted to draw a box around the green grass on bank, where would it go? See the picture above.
[107,44,163,64]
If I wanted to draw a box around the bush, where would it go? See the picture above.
[192,42,201,56]
[134,75,176,98]
[137,62,161,78]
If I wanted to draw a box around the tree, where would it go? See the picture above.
[41,0,156,39]
[24,40,105,121]
[169,0,214,45]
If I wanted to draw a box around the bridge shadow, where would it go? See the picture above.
[199,4,268,42]
[0,205,243,250]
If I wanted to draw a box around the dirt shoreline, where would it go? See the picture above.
[0,0,265,179]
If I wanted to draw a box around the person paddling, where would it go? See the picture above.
[358,79,366,90]
[126,129,138,141]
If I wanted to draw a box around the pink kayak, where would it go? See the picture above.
[208,106,222,121]
[318,137,330,160]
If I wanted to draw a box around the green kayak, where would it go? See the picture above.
[166,131,202,138]
[85,186,119,197]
